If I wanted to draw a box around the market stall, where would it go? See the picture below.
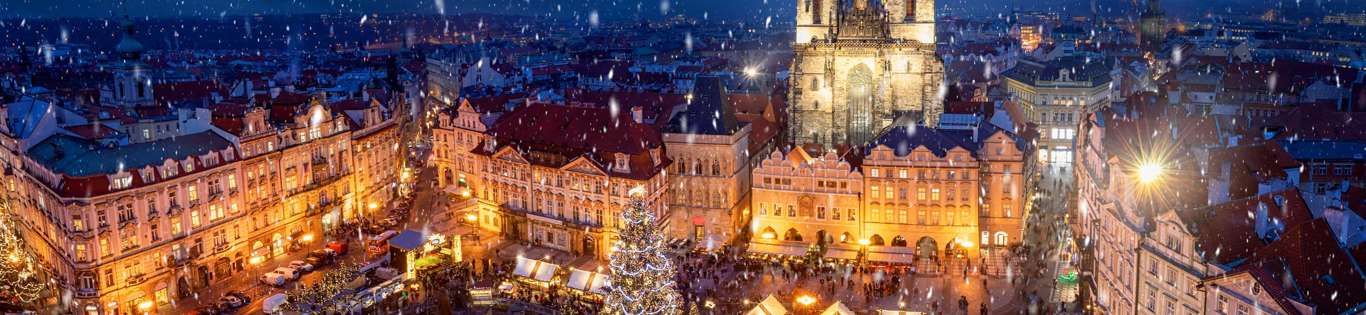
[745,294,789,315]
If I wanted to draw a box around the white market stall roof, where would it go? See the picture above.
[746,294,789,315]
[820,301,856,315]
[514,256,560,282]
[567,268,612,294]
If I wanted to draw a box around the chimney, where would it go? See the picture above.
[631,106,644,124]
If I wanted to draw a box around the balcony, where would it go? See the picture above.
[213,242,230,253]
[71,228,94,239]
[167,203,182,215]
[126,273,147,285]
[75,288,98,299]
[97,223,110,233]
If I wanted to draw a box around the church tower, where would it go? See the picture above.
[1139,0,1166,55]
[110,15,154,107]
[789,0,944,149]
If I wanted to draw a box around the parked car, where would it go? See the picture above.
[304,256,325,268]
[225,291,251,304]
[326,241,348,255]
[289,260,314,273]
[217,295,246,309]
[273,266,301,280]
[188,304,219,315]
[259,272,287,287]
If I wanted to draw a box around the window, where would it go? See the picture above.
[886,188,894,199]
[171,221,182,236]
[917,188,926,200]
[1313,164,1329,176]
[899,169,908,178]
[75,244,88,261]
[870,168,880,177]
[187,185,198,203]
[227,174,237,190]
[832,208,840,220]
[817,207,825,219]
[150,223,160,242]
[847,209,856,221]
[931,188,940,200]
[72,215,85,231]
[191,211,201,228]
[1004,204,1013,218]
[1334,164,1353,176]
[871,186,880,199]
[111,174,133,190]
[918,209,926,224]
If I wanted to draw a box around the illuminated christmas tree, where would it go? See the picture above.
[0,201,46,309]
[603,187,680,315]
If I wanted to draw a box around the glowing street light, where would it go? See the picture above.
[857,239,871,246]
[1136,162,1164,184]
[796,294,817,306]
[743,66,759,78]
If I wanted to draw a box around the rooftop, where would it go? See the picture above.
[28,131,232,177]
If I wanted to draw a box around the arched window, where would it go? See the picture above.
[811,78,821,91]
[891,235,908,247]
[869,234,885,246]
[711,160,721,176]
[693,160,702,175]
[784,228,803,242]
[994,232,1008,245]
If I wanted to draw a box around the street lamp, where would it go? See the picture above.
[743,66,759,78]
[796,295,816,306]
[1136,162,1164,184]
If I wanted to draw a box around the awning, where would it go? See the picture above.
[534,262,559,282]
[514,256,537,278]
[747,242,807,257]
[567,268,611,294]
[824,248,859,260]
[443,185,463,195]
[746,294,789,315]
[866,251,915,264]
[589,275,610,294]
[567,269,594,290]
[820,301,856,315]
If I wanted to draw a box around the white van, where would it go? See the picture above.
[262,293,288,314]
[259,272,286,287]
[274,266,301,280]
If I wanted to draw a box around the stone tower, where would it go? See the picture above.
[110,16,154,107]
[1139,0,1166,54]
[789,0,944,149]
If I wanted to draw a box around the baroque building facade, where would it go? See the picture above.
[750,120,1030,273]
[789,0,945,148]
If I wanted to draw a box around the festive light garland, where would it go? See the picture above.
[602,188,681,315]
[0,198,45,309]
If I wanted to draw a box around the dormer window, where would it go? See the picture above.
[222,150,235,162]
[615,153,630,173]
[139,168,156,183]
[182,159,195,172]
[110,174,133,190]
[161,163,178,178]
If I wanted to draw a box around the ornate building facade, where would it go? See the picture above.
[750,120,1030,273]
[789,0,945,148]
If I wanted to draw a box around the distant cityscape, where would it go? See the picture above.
[0,0,1364,314]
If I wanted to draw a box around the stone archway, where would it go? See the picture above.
[869,234,885,246]
[916,237,938,259]
[891,235,908,247]
[784,228,803,242]
[583,236,597,257]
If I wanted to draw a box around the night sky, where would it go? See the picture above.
[1,0,1363,21]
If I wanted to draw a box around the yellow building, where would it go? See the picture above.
[465,103,670,260]
[750,122,1029,273]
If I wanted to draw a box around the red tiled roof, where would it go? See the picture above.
[1265,103,1366,141]
[153,80,218,104]
[1189,189,1316,266]
[1210,141,1299,199]
[476,103,668,180]
[1244,219,1366,314]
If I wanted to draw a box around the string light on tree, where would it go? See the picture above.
[0,203,46,309]
[603,186,680,315]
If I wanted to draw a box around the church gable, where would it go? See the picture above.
[492,147,529,164]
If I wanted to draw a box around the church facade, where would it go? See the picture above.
[789,0,945,148]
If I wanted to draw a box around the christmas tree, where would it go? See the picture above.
[0,200,46,309]
[603,187,680,315]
